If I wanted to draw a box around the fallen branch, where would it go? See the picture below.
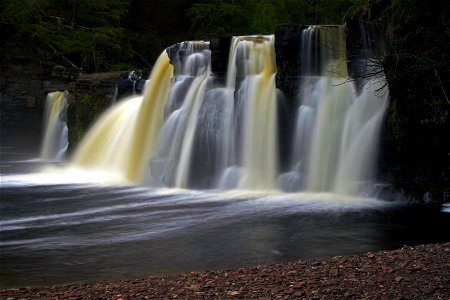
[47,44,80,70]
[434,69,450,105]
[134,51,152,68]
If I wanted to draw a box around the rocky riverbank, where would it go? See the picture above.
[2,242,449,299]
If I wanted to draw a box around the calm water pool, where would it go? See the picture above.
[1,160,449,288]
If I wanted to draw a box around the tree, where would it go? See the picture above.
[185,0,367,38]
[186,0,246,37]
[363,0,450,198]
[246,0,290,34]
[0,0,133,71]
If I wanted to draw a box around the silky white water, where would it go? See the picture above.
[40,91,69,160]
[72,51,174,181]
[280,26,388,195]
[69,28,388,196]
[228,36,278,190]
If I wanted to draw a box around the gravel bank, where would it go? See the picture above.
[2,242,449,299]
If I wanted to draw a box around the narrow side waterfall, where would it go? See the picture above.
[40,91,69,160]
[69,26,388,196]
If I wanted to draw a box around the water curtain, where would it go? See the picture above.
[40,91,69,160]
[71,27,388,195]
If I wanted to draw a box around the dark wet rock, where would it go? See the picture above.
[210,35,233,84]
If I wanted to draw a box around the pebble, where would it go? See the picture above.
[1,243,448,299]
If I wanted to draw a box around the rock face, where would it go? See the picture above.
[209,36,232,84]
[0,50,75,121]
[0,46,78,156]
[115,71,149,99]
[73,72,123,99]
[274,24,304,110]
[0,44,126,154]
[65,72,125,152]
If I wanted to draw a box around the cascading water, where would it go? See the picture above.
[149,37,279,190]
[40,91,69,160]
[70,27,388,196]
[234,36,278,190]
[148,41,211,187]
[279,26,388,195]
[72,51,174,181]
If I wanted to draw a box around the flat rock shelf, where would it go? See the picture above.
[2,242,449,299]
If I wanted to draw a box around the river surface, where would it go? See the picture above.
[1,158,449,289]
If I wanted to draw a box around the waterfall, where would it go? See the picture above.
[72,51,174,181]
[70,27,388,196]
[280,25,388,195]
[233,36,278,190]
[111,85,119,104]
[40,91,69,160]
[149,42,211,187]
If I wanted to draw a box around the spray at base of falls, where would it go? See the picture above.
[40,91,69,160]
[70,26,389,196]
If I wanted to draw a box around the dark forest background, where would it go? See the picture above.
[1,0,373,71]
[0,0,449,200]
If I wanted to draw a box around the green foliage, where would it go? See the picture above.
[186,0,367,38]
[0,0,49,34]
[0,0,133,71]
[372,0,450,192]
[380,0,450,126]
[246,0,288,34]
[186,1,245,37]
[0,0,370,66]
[384,0,449,52]
[67,92,111,149]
